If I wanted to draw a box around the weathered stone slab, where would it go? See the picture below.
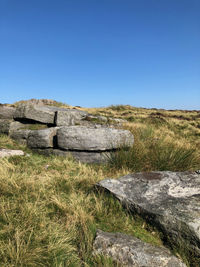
[56,109,88,126]
[97,171,200,266]
[32,148,111,163]
[27,128,58,148]
[0,106,16,119]
[57,126,134,151]
[93,230,186,267]
[9,129,31,145]
[14,104,58,124]
[0,148,24,158]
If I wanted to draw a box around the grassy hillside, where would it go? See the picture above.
[0,101,199,266]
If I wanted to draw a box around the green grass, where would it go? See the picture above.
[108,125,200,172]
[1,101,200,266]
[0,143,162,267]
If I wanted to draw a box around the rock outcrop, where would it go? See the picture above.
[93,230,186,266]
[97,171,200,266]
[0,103,133,163]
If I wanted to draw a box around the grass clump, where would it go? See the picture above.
[108,125,200,172]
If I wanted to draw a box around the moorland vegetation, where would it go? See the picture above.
[0,100,199,266]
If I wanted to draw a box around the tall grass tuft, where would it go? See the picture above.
[108,125,200,172]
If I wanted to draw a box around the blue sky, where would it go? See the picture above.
[0,0,200,109]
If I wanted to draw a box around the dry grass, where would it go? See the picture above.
[0,136,163,266]
[0,102,199,266]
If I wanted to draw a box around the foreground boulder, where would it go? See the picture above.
[57,126,134,151]
[27,128,58,148]
[93,230,186,266]
[0,148,24,158]
[97,171,200,266]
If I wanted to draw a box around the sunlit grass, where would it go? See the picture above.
[0,102,199,266]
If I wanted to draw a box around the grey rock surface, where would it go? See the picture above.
[0,119,13,134]
[9,121,26,132]
[57,126,134,151]
[0,148,24,158]
[0,106,16,119]
[0,120,28,135]
[27,128,58,148]
[93,230,186,267]
[14,104,58,124]
[56,109,88,126]
[9,129,31,145]
[33,148,111,163]
[97,171,200,266]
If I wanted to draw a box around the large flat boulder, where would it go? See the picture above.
[27,128,58,148]
[14,104,58,124]
[57,126,134,151]
[97,171,200,266]
[0,106,16,119]
[33,148,111,163]
[0,149,24,158]
[93,230,186,266]
[56,109,88,126]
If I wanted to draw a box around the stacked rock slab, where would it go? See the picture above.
[0,103,134,163]
[97,171,200,266]
[93,230,186,266]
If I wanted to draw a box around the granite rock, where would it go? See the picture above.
[9,129,31,145]
[93,230,186,266]
[14,104,58,124]
[57,126,134,151]
[97,171,200,266]
[55,109,88,126]
[27,128,58,148]
[0,119,13,134]
[0,106,16,119]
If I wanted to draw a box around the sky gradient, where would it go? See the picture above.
[0,0,200,109]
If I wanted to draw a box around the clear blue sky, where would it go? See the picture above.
[0,0,200,109]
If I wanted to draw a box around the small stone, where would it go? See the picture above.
[0,149,24,158]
